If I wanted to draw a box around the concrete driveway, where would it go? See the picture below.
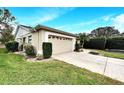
[52,50,124,82]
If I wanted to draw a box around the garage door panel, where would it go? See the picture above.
[48,38,73,54]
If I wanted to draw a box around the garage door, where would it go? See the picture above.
[48,35,73,54]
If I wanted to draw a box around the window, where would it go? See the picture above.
[23,37,26,43]
[48,35,72,41]
[69,38,72,40]
[60,37,62,40]
[48,36,51,39]
[56,36,59,39]
[28,35,32,44]
[52,36,55,39]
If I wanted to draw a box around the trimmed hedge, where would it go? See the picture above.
[42,42,52,59]
[84,37,106,50]
[5,41,19,52]
[84,36,124,50]
[106,37,124,49]
[24,44,37,57]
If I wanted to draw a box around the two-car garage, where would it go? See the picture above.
[48,34,74,54]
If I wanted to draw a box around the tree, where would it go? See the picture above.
[90,26,120,49]
[0,8,15,23]
[0,26,14,44]
[91,26,120,38]
[34,24,42,30]
[0,8,16,44]
[76,33,89,48]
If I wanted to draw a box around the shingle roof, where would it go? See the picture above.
[20,25,33,29]
[34,25,77,37]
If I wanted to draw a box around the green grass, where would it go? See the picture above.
[97,50,124,59]
[0,48,123,85]
[0,48,7,53]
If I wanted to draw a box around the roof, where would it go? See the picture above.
[20,25,33,29]
[34,25,77,37]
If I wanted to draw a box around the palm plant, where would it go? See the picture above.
[78,33,89,48]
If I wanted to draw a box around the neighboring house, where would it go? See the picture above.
[0,23,5,48]
[15,25,77,54]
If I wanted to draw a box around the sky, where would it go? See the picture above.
[5,7,124,33]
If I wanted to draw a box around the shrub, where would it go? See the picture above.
[36,54,43,60]
[84,36,124,50]
[74,41,80,52]
[5,41,19,52]
[42,42,52,59]
[24,44,37,57]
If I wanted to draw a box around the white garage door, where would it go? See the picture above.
[48,35,73,54]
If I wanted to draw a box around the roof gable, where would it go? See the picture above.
[15,25,32,38]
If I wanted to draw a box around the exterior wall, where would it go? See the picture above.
[32,31,44,54]
[31,30,76,54]
[16,33,32,45]
[32,32,39,52]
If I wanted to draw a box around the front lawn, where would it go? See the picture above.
[97,50,124,60]
[0,48,123,85]
[0,48,7,53]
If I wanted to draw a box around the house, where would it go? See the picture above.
[0,23,5,48]
[15,25,77,54]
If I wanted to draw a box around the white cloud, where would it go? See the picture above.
[34,14,58,23]
[56,20,98,29]
[112,14,124,32]
[19,8,75,26]
[38,8,74,23]
[55,19,98,33]
[102,15,111,21]
[99,14,124,33]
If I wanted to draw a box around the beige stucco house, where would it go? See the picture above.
[15,25,77,54]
